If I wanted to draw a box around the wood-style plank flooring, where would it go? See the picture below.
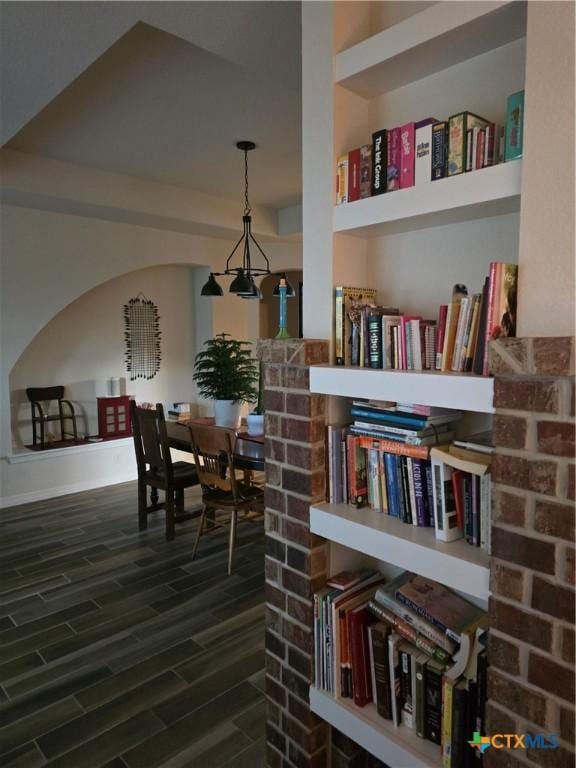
[0,482,265,767]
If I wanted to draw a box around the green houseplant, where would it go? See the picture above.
[193,334,258,428]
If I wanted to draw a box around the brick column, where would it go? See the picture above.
[258,339,330,768]
[486,337,575,768]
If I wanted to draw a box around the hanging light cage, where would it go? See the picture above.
[201,141,271,297]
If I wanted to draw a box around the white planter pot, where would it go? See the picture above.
[246,413,264,436]
[213,400,243,429]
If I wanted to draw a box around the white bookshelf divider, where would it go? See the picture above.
[335,0,527,98]
[310,688,441,768]
[333,161,522,238]
[310,503,490,601]
[310,366,494,414]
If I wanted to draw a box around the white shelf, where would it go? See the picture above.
[310,502,490,601]
[310,687,440,767]
[333,161,522,237]
[335,1,527,98]
[310,366,494,414]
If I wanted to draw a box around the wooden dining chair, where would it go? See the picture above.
[130,401,200,540]
[189,424,264,575]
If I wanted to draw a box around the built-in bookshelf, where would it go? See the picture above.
[310,366,494,413]
[303,0,527,763]
[333,160,522,237]
[310,503,490,601]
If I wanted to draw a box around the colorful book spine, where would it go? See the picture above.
[431,122,448,180]
[369,624,392,719]
[368,601,451,664]
[336,155,348,204]
[368,312,383,368]
[347,434,368,505]
[505,90,524,161]
[435,305,448,370]
[448,112,490,176]
[359,144,372,199]
[348,148,361,202]
[414,119,437,184]
[442,676,454,767]
[357,436,430,460]
[424,660,444,744]
[399,122,416,189]
[482,262,501,375]
[371,130,387,196]
[387,128,401,191]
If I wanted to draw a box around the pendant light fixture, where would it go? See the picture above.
[200,141,271,297]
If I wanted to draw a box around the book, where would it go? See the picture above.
[435,305,448,369]
[399,641,414,727]
[368,601,451,665]
[388,632,403,727]
[336,154,348,204]
[431,121,448,180]
[431,455,461,542]
[395,574,486,643]
[399,122,415,189]
[447,112,490,176]
[442,676,455,767]
[414,652,428,739]
[334,286,378,366]
[368,310,383,368]
[369,623,393,719]
[451,681,467,768]
[347,434,367,505]
[472,277,489,375]
[349,603,375,706]
[424,659,444,744]
[357,436,431,461]
[375,578,458,655]
[327,570,377,591]
[348,148,361,202]
[414,118,437,184]
[387,127,401,191]
[441,301,461,371]
[505,90,524,161]
[359,144,372,198]
[371,130,387,196]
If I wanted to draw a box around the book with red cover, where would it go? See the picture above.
[399,122,416,189]
[348,148,361,202]
[451,469,465,531]
[348,603,375,707]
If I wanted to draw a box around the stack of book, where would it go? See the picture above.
[335,91,524,203]
[326,405,492,552]
[334,260,518,375]
[314,570,488,766]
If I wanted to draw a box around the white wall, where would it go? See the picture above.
[0,202,301,506]
[516,0,575,337]
[10,265,199,449]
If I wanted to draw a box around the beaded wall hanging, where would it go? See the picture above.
[123,295,162,380]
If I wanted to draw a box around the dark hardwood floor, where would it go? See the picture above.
[0,482,265,767]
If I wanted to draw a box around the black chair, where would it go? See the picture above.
[130,401,200,540]
[26,386,78,449]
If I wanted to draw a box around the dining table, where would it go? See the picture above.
[165,417,265,473]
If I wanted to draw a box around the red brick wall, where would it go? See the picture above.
[487,337,575,768]
[258,339,330,768]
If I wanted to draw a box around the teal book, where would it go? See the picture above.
[505,90,524,161]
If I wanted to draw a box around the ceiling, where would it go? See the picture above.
[1,1,302,210]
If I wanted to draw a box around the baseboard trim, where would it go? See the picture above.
[0,471,138,509]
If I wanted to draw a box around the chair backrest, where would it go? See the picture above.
[188,424,239,498]
[130,401,173,480]
[26,386,65,403]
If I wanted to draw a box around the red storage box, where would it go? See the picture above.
[97,396,132,438]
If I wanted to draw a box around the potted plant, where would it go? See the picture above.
[246,360,264,436]
[193,333,258,428]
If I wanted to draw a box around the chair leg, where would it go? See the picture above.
[150,487,159,506]
[138,481,148,530]
[192,508,207,560]
[165,494,176,541]
[40,419,45,450]
[175,487,184,516]
[227,509,238,576]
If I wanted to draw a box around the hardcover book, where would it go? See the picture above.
[371,129,388,196]
[334,286,377,366]
[399,122,416,189]
[414,118,437,184]
[359,144,372,198]
[505,90,524,161]
[431,121,448,180]
[336,154,348,204]
[348,147,361,202]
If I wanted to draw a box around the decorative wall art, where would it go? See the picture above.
[123,295,162,380]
